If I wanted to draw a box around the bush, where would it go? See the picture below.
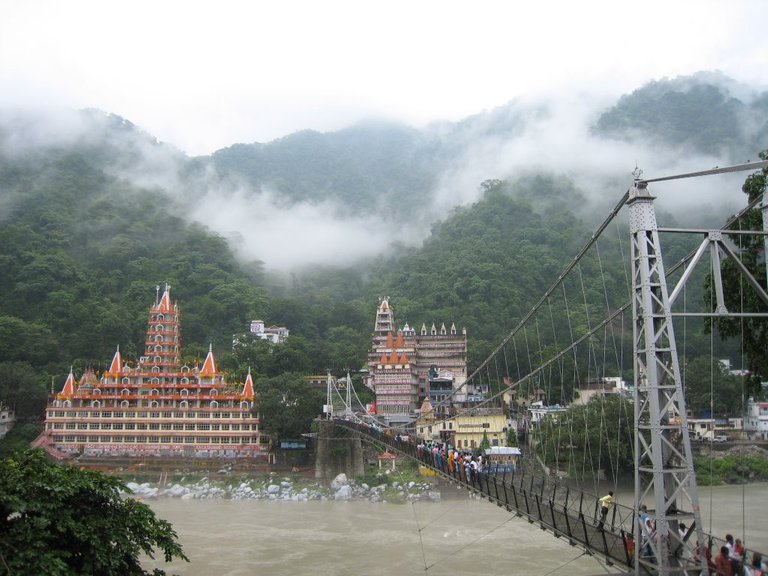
[0,449,188,575]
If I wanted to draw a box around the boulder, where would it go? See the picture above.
[334,485,353,501]
[330,473,349,490]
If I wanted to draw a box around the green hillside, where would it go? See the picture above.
[0,73,765,430]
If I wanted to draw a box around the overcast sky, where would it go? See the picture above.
[1,0,766,156]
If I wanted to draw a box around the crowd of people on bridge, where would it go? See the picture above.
[710,533,765,576]
[634,504,764,576]
[412,439,491,482]
[358,423,492,482]
[354,419,765,576]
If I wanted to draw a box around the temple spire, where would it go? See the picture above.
[200,344,217,375]
[107,345,122,375]
[241,367,255,400]
[60,367,76,397]
[156,283,172,313]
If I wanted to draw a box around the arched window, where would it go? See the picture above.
[63,400,72,408]
[154,344,162,352]
[240,401,250,410]
[151,378,160,385]
[92,388,101,395]
[91,400,101,408]
[180,389,189,397]
[150,388,160,396]
[179,401,188,409]
[122,377,131,385]
[154,356,161,364]
[157,314,164,321]
[210,401,219,408]
[149,401,159,408]
[155,324,164,332]
[181,365,190,373]
[181,377,189,385]
[120,400,129,408]
[121,388,130,396]
[155,335,163,343]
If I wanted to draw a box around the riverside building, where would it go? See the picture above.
[39,285,264,459]
[368,297,468,426]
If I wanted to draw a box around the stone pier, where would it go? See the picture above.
[314,420,364,482]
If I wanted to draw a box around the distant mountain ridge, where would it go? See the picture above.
[0,71,763,425]
[197,72,766,224]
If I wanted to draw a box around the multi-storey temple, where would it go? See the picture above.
[39,285,264,459]
[368,297,469,426]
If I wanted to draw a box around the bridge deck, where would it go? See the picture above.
[333,419,758,575]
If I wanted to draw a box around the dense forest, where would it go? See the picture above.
[0,72,766,439]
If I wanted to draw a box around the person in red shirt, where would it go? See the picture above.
[715,546,734,576]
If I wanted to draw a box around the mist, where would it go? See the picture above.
[189,186,426,270]
[0,82,760,274]
[426,92,748,228]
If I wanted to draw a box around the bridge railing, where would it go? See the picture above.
[335,419,635,567]
[334,419,768,573]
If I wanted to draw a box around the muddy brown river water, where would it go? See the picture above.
[143,483,768,575]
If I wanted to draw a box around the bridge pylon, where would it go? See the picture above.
[628,177,705,576]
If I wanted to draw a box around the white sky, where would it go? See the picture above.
[1,0,766,156]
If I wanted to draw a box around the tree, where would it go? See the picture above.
[0,361,49,420]
[534,395,634,481]
[480,431,491,451]
[682,356,744,416]
[0,449,187,575]
[709,151,768,396]
[255,372,324,440]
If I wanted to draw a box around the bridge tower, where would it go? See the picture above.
[628,176,704,576]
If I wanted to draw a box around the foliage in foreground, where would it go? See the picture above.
[0,449,188,576]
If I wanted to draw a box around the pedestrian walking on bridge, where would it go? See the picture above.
[597,491,614,529]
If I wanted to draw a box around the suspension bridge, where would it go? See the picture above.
[319,160,768,576]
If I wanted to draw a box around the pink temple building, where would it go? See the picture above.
[39,285,266,459]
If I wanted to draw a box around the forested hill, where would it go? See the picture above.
[0,72,765,423]
[207,71,766,220]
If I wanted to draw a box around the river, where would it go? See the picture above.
[143,483,768,576]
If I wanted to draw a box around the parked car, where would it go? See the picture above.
[713,435,728,443]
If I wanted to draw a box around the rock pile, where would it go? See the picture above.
[123,472,438,503]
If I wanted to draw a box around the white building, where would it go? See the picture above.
[249,320,289,344]
[688,418,716,440]
[575,377,631,404]
[744,397,768,440]
[527,401,567,425]
[0,404,15,439]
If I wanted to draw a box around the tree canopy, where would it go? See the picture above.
[534,395,635,482]
[254,372,325,441]
[709,151,768,396]
[0,449,187,575]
